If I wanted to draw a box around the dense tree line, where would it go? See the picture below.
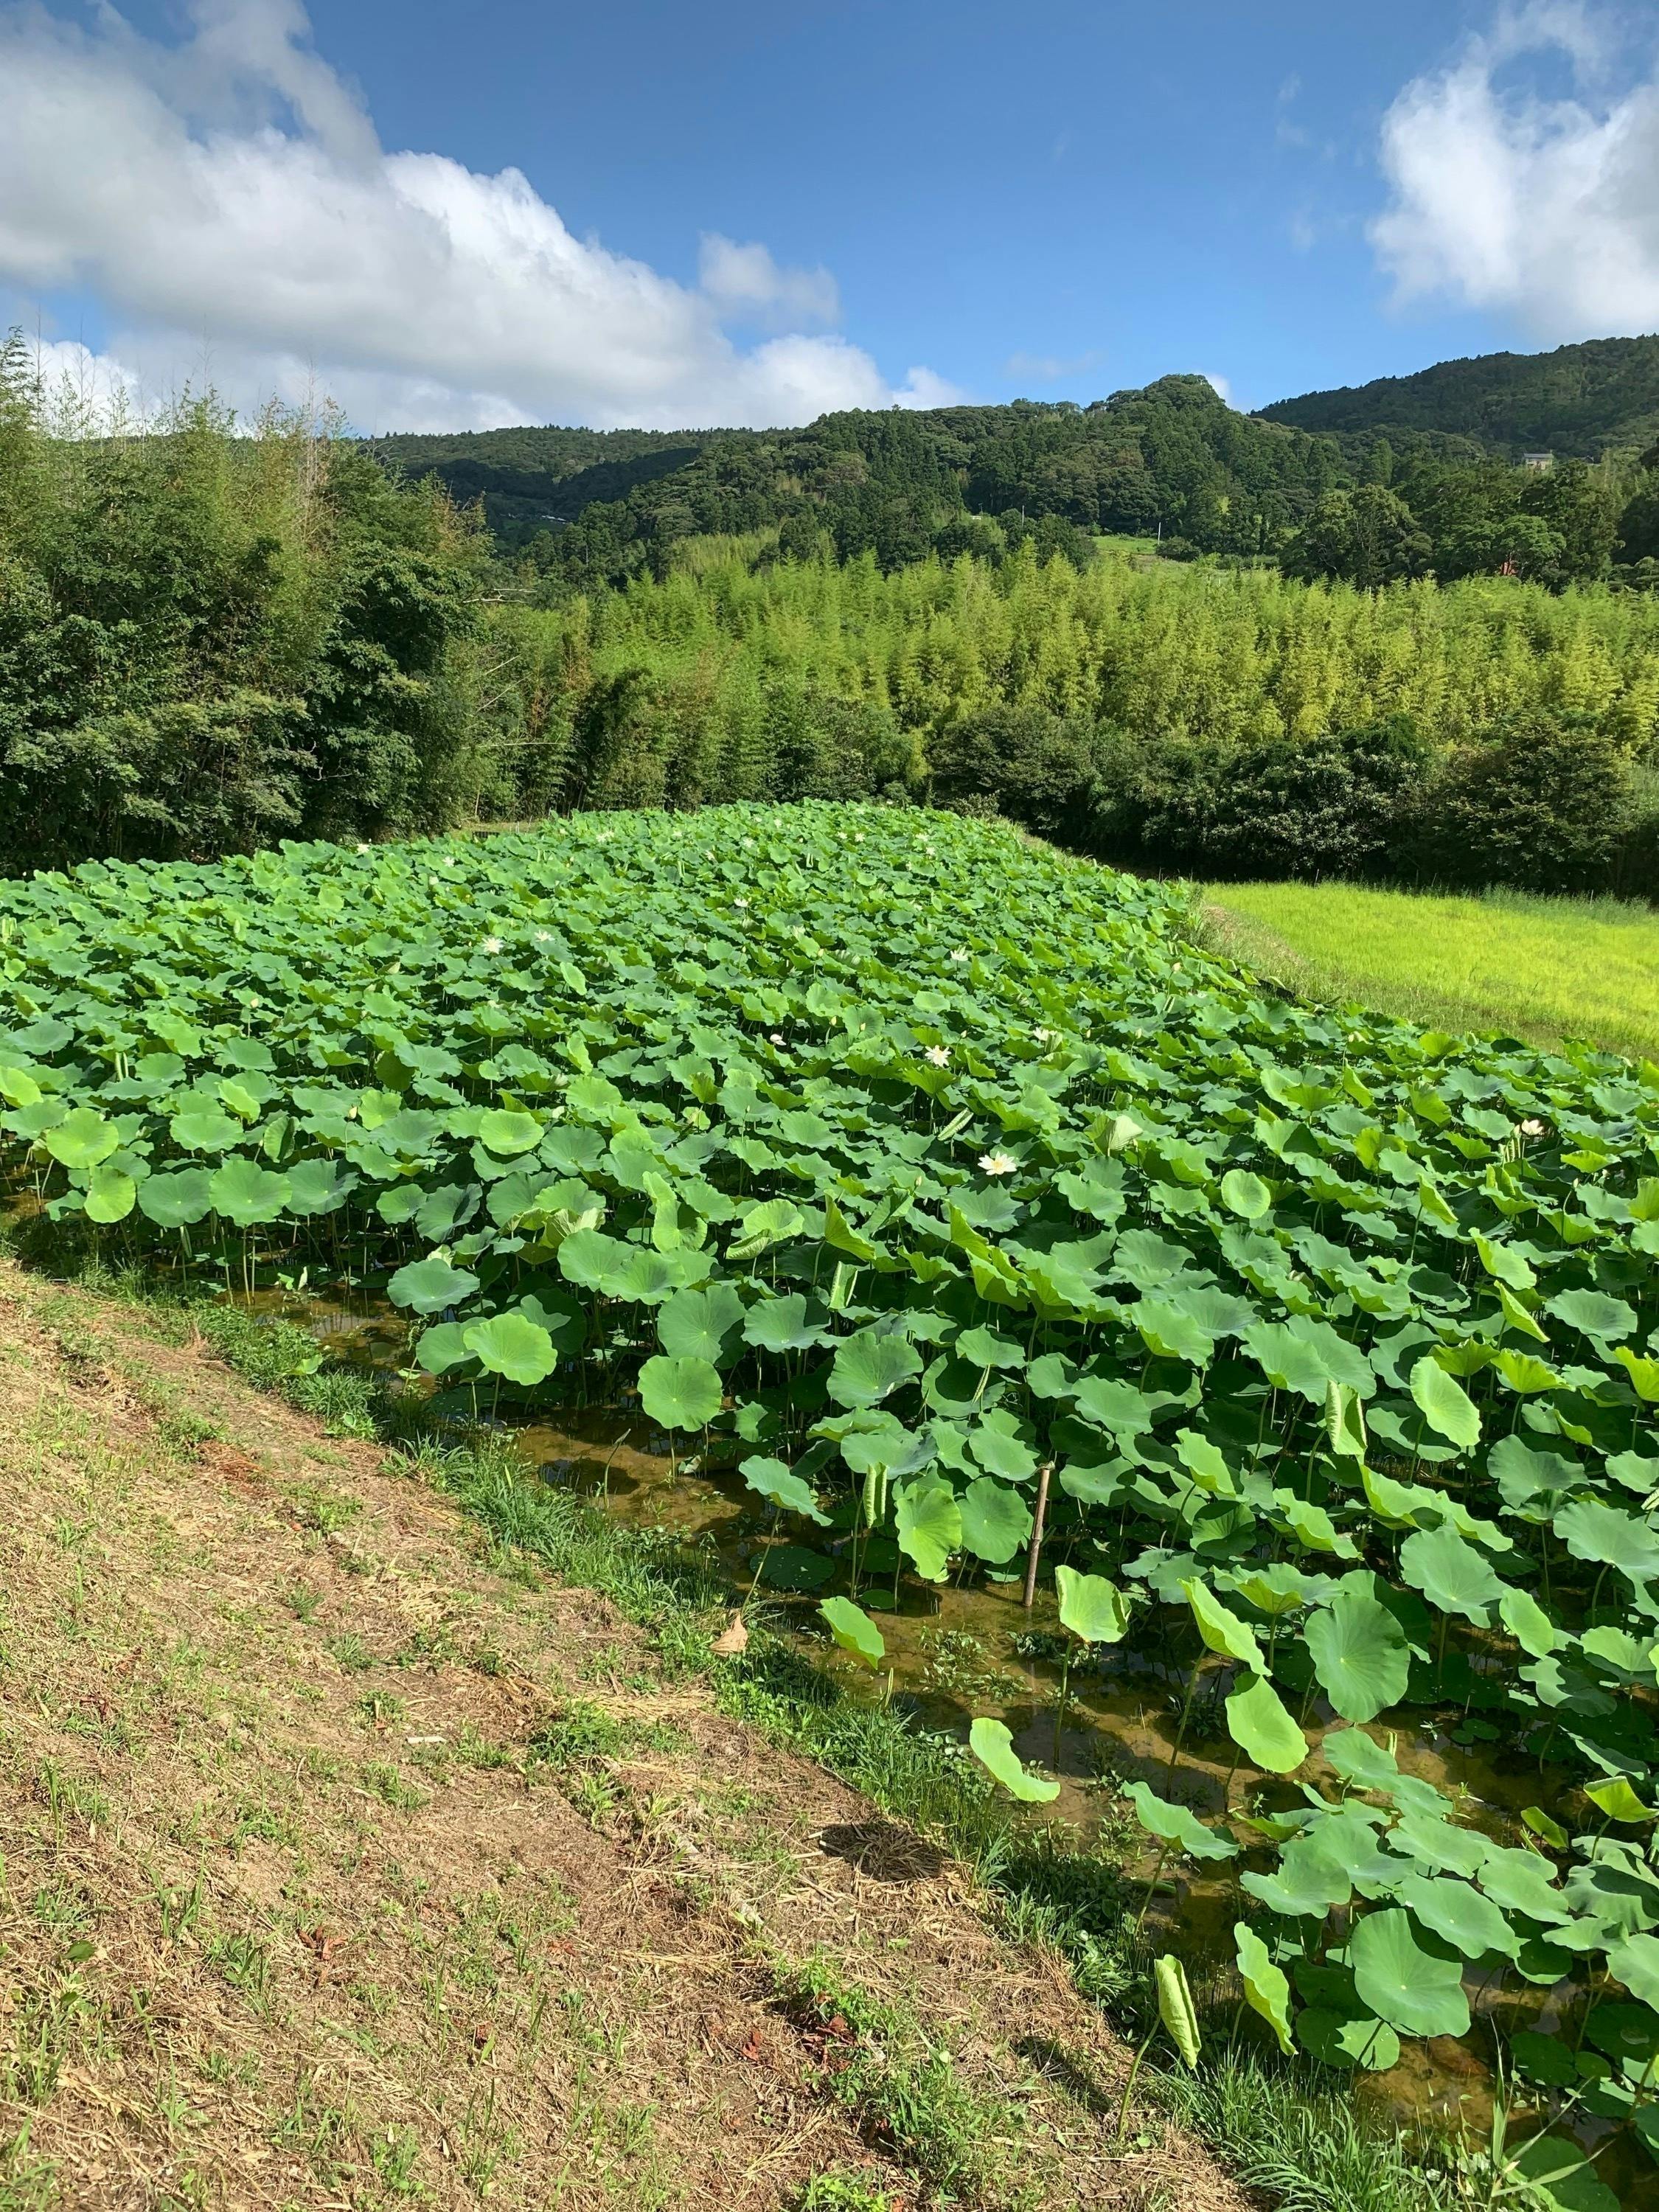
[482,545,1659,895]
[1262,333,1659,461]
[0,337,492,872]
[1283,446,1659,594]
[7,329,1659,903]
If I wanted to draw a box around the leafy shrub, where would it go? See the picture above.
[1407,715,1638,894]
[1091,718,1430,881]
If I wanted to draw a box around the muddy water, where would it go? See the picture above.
[257,1303,1643,2197]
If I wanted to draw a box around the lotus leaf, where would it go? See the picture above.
[1349,1908,1470,2038]
[819,1595,884,1667]
[638,1354,723,1432]
[969,1717,1059,1804]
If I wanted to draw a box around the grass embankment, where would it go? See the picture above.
[1205,882,1659,1060]
[0,1256,1249,2212]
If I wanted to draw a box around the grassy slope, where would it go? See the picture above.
[1203,883,1659,1061]
[0,1255,1249,2212]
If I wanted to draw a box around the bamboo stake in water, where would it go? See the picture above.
[1022,1461,1053,1611]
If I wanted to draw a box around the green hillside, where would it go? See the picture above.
[367,377,1345,582]
[1262,333,1659,461]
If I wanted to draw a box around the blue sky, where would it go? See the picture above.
[2,0,1658,429]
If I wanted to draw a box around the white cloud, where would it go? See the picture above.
[1203,372,1235,405]
[696,234,839,329]
[1371,4,1659,337]
[0,0,955,431]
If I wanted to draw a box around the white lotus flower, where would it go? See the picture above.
[926,1046,950,1067]
[1033,1027,1053,1043]
[482,936,504,954]
[1520,1118,1546,1137]
[978,1150,1018,1177]
[950,947,970,964]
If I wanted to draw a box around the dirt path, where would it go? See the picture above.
[0,1259,1248,2212]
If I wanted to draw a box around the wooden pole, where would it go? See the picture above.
[1022,1461,1053,1610]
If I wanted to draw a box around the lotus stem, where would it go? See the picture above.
[1022,1461,1053,1610]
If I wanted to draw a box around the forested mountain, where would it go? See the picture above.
[1262,334,1659,462]
[366,424,726,544]
[366,378,1345,585]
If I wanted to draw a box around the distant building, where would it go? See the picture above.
[1521,451,1554,473]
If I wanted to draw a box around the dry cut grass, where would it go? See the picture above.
[0,1259,1243,2212]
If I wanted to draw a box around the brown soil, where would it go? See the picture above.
[0,1259,1247,2212]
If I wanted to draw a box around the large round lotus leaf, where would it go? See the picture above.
[1225,1671,1307,1775]
[415,1321,473,1377]
[1321,1731,1399,1798]
[169,1107,243,1152]
[1397,1873,1520,1961]
[819,1594,884,1668]
[1607,1932,1659,2010]
[638,1353,723,1432]
[1508,2133,1622,2212]
[966,1419,1037,1483]
[287,1159,357,1216]
[387,1254,481,1315]
[1056,1565,1130,1645]
[742,1293,827,1354]
[728,1197,804,1261]
[42,1107,119,1170]
[1297,2008,1401,2073]
[742,1455,829,1526]
[1304,1579,1410,1722]
[516,1291,585,1354]
[955,1325,1023,1371]
[462,1312,557,1388]
[605,1248,686,1306]
[959,1477,1033,1565]
[656,1283,745,1362]
[1498,1586,1559,1658]
[1182,1579,1265,1670]
[970,1717,1059,1804]
[1220,1169,1271,1220]
[1399,1524,1503,1621]
[894,1477,961,1581]
[83,1165,136,1223]
[207,1158,291,1225]
[1234,1921,1293,2055]
[1135,1299,1216,1366]
[1408,1355,1481,1450]
[757,1544,835,1591]
[1349,1908,1470,2038]
[1509,2031,1579,2089]
[1121,1781,1237,1861]
[1229,1562,1321,1616]
[136,1168,214,1228]
[476,1107,542,1156]
[1545,1289,1635,1343]
[829,1329,922,1411]
[1556,1500,1659,1583]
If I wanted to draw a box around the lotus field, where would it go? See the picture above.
[4,804,1659,2171]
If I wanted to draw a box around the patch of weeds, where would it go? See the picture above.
[272,2070,358,2188]
[530,1700,683,1770]
[794,2175,903,2212]
[327,1632,375,1674]
[369,2124,426,2198]
[156,1407,220,1456]
[452,1723,513,1772]
[203,1930,271,2010]
[29,1882,93,1940]
[301,1747,341,1785]
[355,1690,407,1728]
[776,1958,1012,2201]
[35,1759,110,1842]
[286,1581,323,1624]
[0,2124,58,2212]
[361,1762,429,1812]
[395,1623,461,1669]
[226,1798,297,1852]
[4,1975,91,2105]
[293,1486,364,1537]
[157,1872,205,1942]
